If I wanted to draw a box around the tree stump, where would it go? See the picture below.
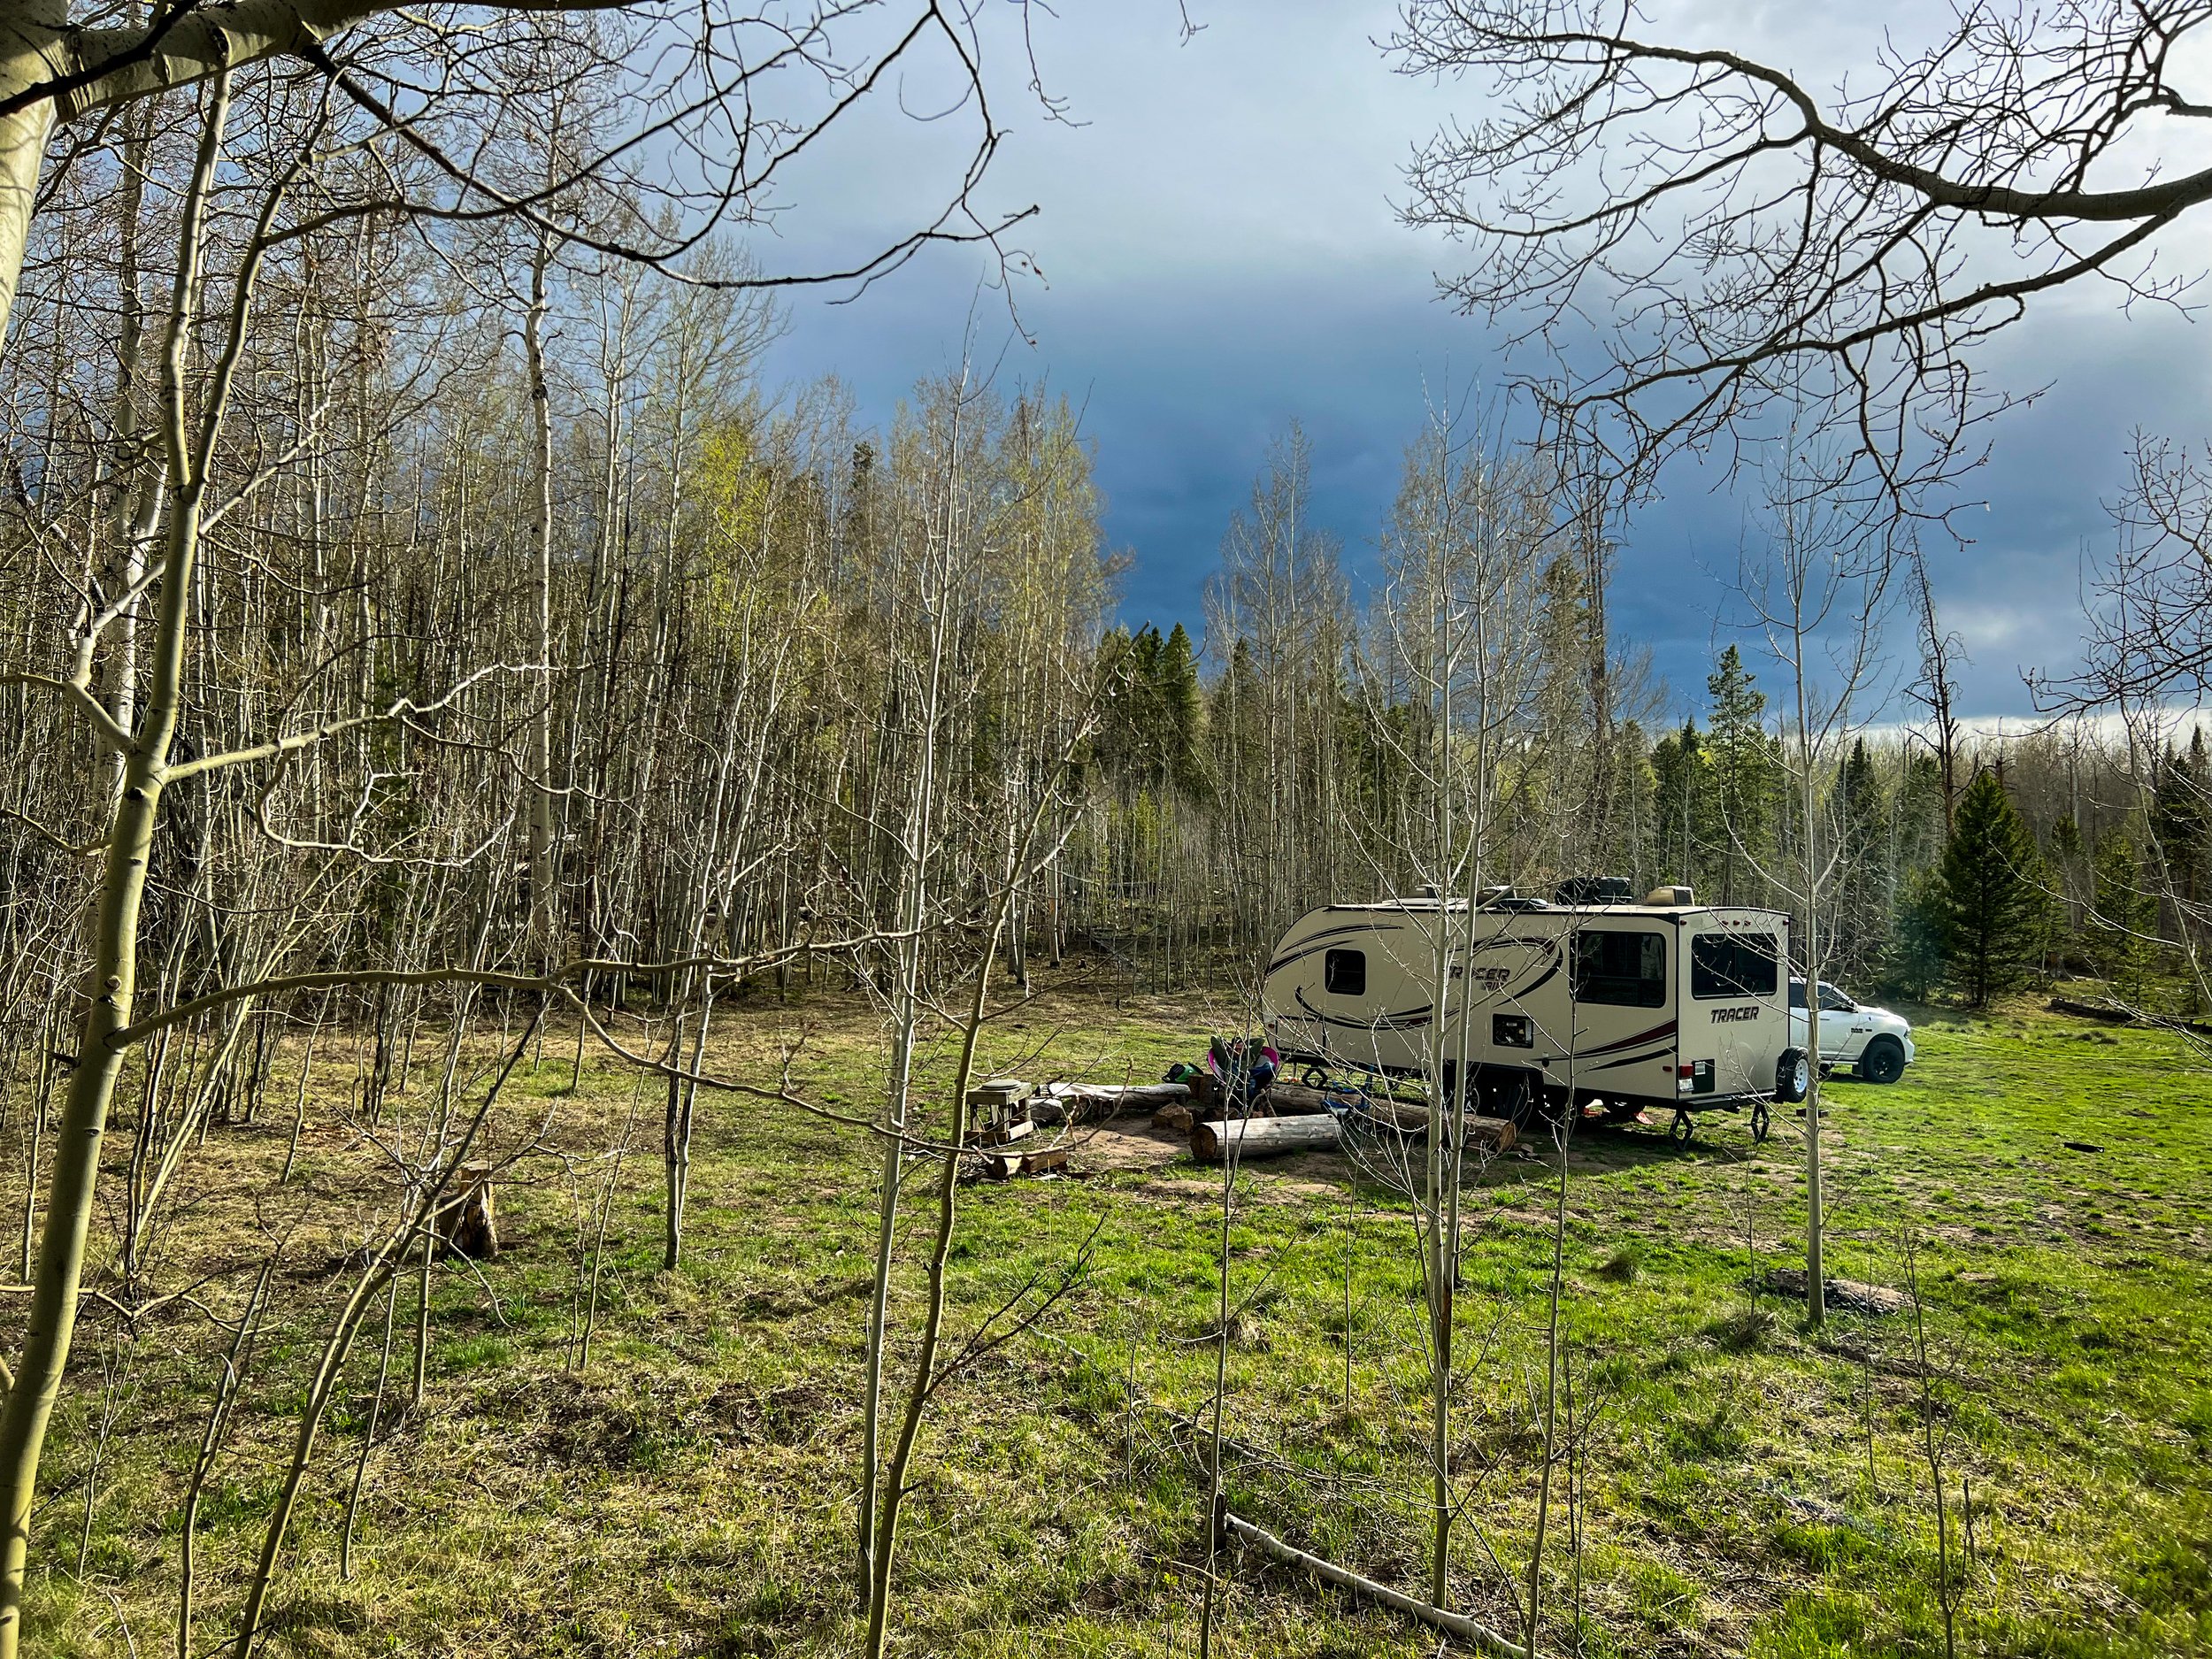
[437,1164,499,1260]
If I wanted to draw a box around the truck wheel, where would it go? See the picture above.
[1775,1048,1810,1103]
[1856,1039,1905,1085]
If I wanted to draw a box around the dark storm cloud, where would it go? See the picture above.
[757,1,2212,721]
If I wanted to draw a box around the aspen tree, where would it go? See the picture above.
[1733,434,1899,1326]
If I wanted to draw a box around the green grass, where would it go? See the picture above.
[24,987,2212,1655]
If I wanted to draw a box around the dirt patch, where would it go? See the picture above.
[1068,1118,1353,1201]
[1073,1118,1191,1172]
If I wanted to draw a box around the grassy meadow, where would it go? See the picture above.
[27,982,2212,1657]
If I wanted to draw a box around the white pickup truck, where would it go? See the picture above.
[1789,979,1915,1084]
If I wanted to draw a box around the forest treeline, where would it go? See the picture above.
[4,155,2204,1049]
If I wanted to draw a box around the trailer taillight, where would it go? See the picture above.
[1677,1063,1694,1079]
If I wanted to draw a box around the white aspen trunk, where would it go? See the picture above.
[857,376,962,1606]
[0,69,234,1655]
[1800,670,1825,1325]
[525,232,557,967]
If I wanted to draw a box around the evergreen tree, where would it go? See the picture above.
[1889,864,1950,1002]
[1705,645,1779,904]
[1156,622,1205,797]
[2087,821,2160,1000]
[1939,770,2049,1007]
[1648,719,1715,893]
[1893,749,1949,877]
[2047,815,2089,958]
[1832,736,1892,980]
[2151,728,2211,949]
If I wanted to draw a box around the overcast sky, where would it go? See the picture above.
[755,0,2212,723]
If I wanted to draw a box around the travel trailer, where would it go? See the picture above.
[1260,880,1805,1140]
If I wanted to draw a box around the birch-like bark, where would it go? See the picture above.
[0,65,240,1655]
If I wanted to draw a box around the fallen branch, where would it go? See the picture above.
[1217,1504,1529,1658]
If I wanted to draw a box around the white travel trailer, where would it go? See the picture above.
[1261,882,1806,1140]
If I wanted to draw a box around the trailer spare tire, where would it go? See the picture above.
[1775,1048,1810,1103]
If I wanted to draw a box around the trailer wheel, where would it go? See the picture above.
[1751,1101,1770,1143]
[1856,1039,1906,1086]
[1775,1048,1810,1103]
[1669,1110,1694,1145]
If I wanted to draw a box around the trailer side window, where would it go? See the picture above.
[1571,931,1667,1007]
[1323,949,1366,996]
[1692,933,1779,999]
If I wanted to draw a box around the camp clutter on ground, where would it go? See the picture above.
[959,1055,1467,1175]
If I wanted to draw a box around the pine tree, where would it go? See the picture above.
[2151,729,2211,949]
[1648,719,1714,895]
[1832,736,1891,980]
[1156,622,1205,798]
[2087,821,2160,1000]
[1705,645,1779,904]
[1889,865,1949,1002]
[1939,770,2049,1007]
[1893,749,1948,877]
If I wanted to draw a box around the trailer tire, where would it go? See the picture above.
[1856,1039,1906,1085]
[1775,1048,1810,1103]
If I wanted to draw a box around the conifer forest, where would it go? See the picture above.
[0,4,2209,1657]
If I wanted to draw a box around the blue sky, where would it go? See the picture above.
[757,0,2212,722]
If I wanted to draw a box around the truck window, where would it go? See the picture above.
[1571,931,1666,1007]
[1324,949,1366,995]
[1693,933,1779,999]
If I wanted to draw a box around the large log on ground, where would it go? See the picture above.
[1347,1099,1431,1134]
[1191,1114,1340,1162]
[1252,1082,1335,1118]
[1033,1081,1191,1125]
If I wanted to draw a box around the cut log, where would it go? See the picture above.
[1087,1081,1190,1107]
[979,1141,1071,1179]
[1033,1080,1190,1125]
[1464,1115,1517,1154]
[1344,1100,1431,1134]
[1252,1083,1335,1118]
[435,1164,498,1260]
[1191,1115,1340,1162]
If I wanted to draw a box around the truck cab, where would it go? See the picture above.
[1788,978,1915,1084]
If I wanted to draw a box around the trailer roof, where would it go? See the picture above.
[1313,899,1788,919]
